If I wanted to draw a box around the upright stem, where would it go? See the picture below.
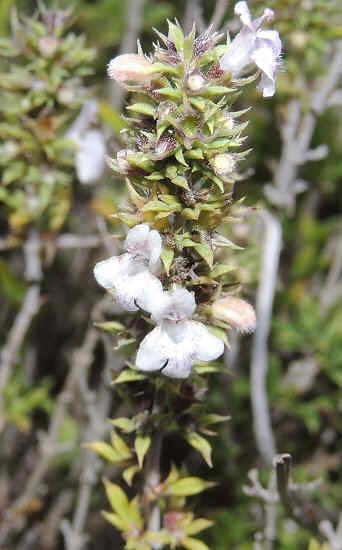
[145,385,164,548]
[146,432,163,547]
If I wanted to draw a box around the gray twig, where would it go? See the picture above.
[62,337,113,550]
[0,303,104,541]
[0,229,42,432]
[274,454,338,539]
[209,0,229,31]
[250,210,282,466]
[183,0,205,34]
[267,41,342,212]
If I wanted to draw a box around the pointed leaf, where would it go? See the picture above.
[110,417,136,433]
[210,264,234,278]
[111,431,132,460]
[102,511,130,531]
[94,321,125,333]
[182,537,210,550]
[123,465,140,487]
[185,432,213,467]
[194,243,214,268]
[103,480,130,518]
[113,369,147,384]
[185,519,214,536]
[135,435,151,469]
[161,247,174,275]
[85,442,122,463]
[168,477,215,496]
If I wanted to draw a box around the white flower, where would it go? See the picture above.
[74,129,106,184]
[93,224,163,312]
[66,100,106,184]
[220,1,282,97]
[136,287,224,379]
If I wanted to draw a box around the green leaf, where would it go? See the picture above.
[161,247,174,275]
[199,414,231,426]
[86,442,122,463]
[135,435,151,469]
[214,235,243,250]
[156,86,182,99]
[210,264,234,278]
[167,20,184,51]
[194,243,214,268]
[185,432,213,467]
[113,369,147,384]
[0,259,26,303]
[123,465,140,487]
[127,102,156,117]
[110,417,136,433]
[185,519,214,536]
[143,200,174,213]
[111,431,132,460]
[203,86,235,96]
[99,102,127,134]
[102,511,129,532]
[168,477,214,496]
[182,537,210,550]
[175,148,189,167]
[103,480,130,518]
[94,321,125,333]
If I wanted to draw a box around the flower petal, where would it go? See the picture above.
[257,72,275,98]
[93,254,129,290]
[188,321,225,362]
[257,30,282,57]
[219,28,255,76]
[133,271,164,312]
[124,223,150,253]
[147,229,163,269]
[94,253,162,312]
[136,321,197,379]
[115,270,163,312]
[136,326,170,372]
[235,1,253,29]
[250,41,278,97]
[76,129,106,184]
[150,287,196,324]
[124,223,162,268]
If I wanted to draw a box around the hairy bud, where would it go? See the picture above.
[211,153,236,177]
[38,36,59,57]
[187,72,206,92]
[107,54,153,83]
[211,296,256,333]
[116,149,134,174]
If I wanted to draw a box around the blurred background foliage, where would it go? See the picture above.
[1,0,342,549]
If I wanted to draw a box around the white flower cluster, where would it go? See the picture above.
[94,224,224,378]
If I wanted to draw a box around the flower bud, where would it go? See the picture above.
[211,296,256,334]
[187,73,206,92]
[57,86,75,105]
[38,36,59,57]
[211,153,236,177]
[116,149,134,174]
[107,54,153,83]
[164,511,186,532]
